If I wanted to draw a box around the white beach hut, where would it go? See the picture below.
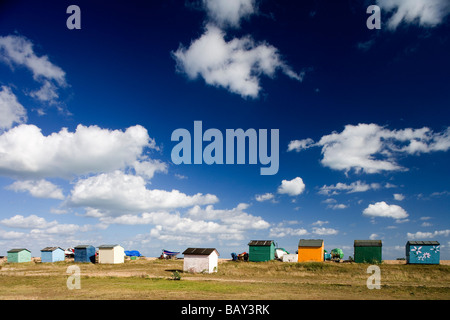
[182,248,219,273]
[98,244,125,264]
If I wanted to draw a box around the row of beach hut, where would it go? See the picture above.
[6,244,125,264]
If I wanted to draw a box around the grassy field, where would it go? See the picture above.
[0,258,449,300]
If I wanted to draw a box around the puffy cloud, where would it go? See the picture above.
[393,193,405,201]
[0,86,27,130]
[377,0,450,30]
[6,179,64,200]
[255,192,274,202]
[269,226,308,238]
[407,229,450,239]
[0,214,58,229]
[287,138,315,152]
[277,177,305,196]
[328,204,347,210]
[363,201,408,220]
[0,124,153,179]
[173,25,302,99]
[68,170,219,214]
[203,0,256,28]
[312,227,338,235]
[289,124,450,174]
[0,229,25,239]
[319,181,381,195]
[132,159,167,180]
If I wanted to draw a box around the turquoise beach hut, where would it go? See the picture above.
[7,248,31,263]
[406,241,440,265]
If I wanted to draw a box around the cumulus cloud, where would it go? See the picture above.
[287,138,315,152]
[0,124,153,179]
[0,34,67,105]
[173,25,302,99]
[407,229,450,239]
[255,192,274,202]
[312,227,338,235]
[0,214,58,229]
[288,124,450,174]
[363,201,408,220]
[0,86,27,130]
[269,226,308,238]
[68,170,219,214]
[277,177,305,196]
[377,0,450,30]
[319,181,381,195]
[393,193,405,201]
[202,0,257,28]
[6,179,64,200]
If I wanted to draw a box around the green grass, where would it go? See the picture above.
[0,259,449,300]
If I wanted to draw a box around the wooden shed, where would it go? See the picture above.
[406,241,440,265]
[182,248,219,273]
[74,245,96,263]
[7,248,31,263]
[298,239,324,262]
[98,244,125,264]
[354,240,382,263]
[40,247,65,263]
[248,240,275,262]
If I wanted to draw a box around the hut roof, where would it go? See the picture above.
[74,245,94,249]
[298,239,323,247]
[407,241,440,246]
[354,240,382,247]
[98,244,121,249]
[41,247,64,252]
[7,248,30,253]
[182,248,219,256]
[248,240,274,246]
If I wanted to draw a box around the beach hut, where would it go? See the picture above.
[40,247,65,263]
[98,244,125,264]
[297,239,324,262]
[74,245,96,263]
[7,248,31,263]
[182,248,219,273]
[406,241,440,265]
[248,240,275,262]
[354,240,382,263]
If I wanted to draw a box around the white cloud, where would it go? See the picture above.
[0,124,154,179]
[312,227,338,235]
[277,177,305,197]
[312,220,329,226]
[328,204,348,210]
[203,0,256,28]
[0,34,67,105]
[255,192,274,202]
[377,0,450,30]
[173,25,302,99]
[133,159,167,180]
[287,138,315,152]
[369,233,380,240]
[68,171,219,214]
[269,226,308,238]
[0,214,58,229]
[289,124,450,174]
[0,229,25,239]
[6,179,64,200]
[407,229,450,239]
[319,181,381,195]
[363,201,408,220]
[0,86,27,130]
[393,193,405,201]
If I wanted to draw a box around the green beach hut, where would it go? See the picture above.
[7,248,31,263]
[354,240,382,263]
[248,240,275,262]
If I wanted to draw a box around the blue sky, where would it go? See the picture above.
[0,0,449,260]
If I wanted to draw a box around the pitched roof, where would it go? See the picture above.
[407,241,440,245]
[248,240,274,246]
[40,247,64,252]
[7,248,30,253]
[298,239,324,247]
[74,245,94,249]
[98,244,121,249]
[182,248,219,256]
[354,240,382,247]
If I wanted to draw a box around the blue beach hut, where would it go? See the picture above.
[41,247,65,263]
[406,241,440,265]
[74,245,96,263]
